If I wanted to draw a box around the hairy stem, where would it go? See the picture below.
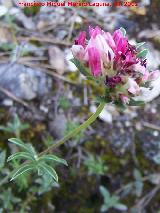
[1,103,105,185]
[40,103,105,156]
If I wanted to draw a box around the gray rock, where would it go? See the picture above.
[0,63,52,100]
[49,113,67,139]
[137,130,160,162]
[108,122,134,154]
[48,46,65,75]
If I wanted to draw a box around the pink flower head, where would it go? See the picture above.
[127,78,140,95]
[88,47,101,76]
[104,32,116,50]
[71,45,85,61]
[71,26,160,106]
[89,26,102,38]
[113,29,128,55]
[75,31,86,48]
[120,94,130,105]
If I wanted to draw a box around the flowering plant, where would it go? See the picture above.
[71,26,160,107]
[4,27,160,190]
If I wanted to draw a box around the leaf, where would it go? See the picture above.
[10,163,35,181]
[114,203,128,211]
[39,155,68,166]
[0,150,6,168]
[121,184,133,197]
[20,124,30,131]
[38,163,58,182]
[133,169,143,197]
[129,99,144,106]
[0,126,13,133]
[136,42,146,49]
[8,138,33,153]
[133,169,142,181]
[7,152,34,162]
[70,58,94,80]
[115,101,126,111]
[0,43,15,51]
[14,114,21,127]
[110,195,120,205]
[137,49,148,58]
[95,96,111,104]
[120,27,126,36]
[26,144,38,160]
[100,186,110,200]
[100,204,109,212]
[134,181,143,197]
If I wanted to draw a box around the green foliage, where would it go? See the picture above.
[137,49,148,58]
[0,150,6,169]
[100,186,128,212]
[129,98,145,106]
[0,43,16,51]
[70,58,104,85]
[0,188,21,212]
[65,121,84,144]
[7,138,68,182]
[70,58,95,80]
[43,134,55,147]
[120,27,126,36]
[135,42,146,49]
[23,6,40,16]
[121,169,144,198]
[95,95,111,104]
[12,159,29,191]
[58,96,71,110]
[133,169,144,197]
[34,174,59,195]
[84,154,108,176]
[0,114,30,137]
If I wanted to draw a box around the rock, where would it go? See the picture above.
[75,15,82,24]
[56,30,68,40]
[0,27,13,43]
[49,113,67,139]
[0,63,52,101]
[140,0,150,6]
[1,0,12,8]
[40,105,48,114]
[90,105,113,123]
[145,42,160,70]
[65,49,77,72]
[91,0,111,16]
[2,99,13,106]
[0,5,7,17]
[137,130,160,162]
[134,77,160,102]
[48,46,65,75]
[22,43,45,57]
[108,122,134,154]
[115,16,136,33]
[10,8,35,30]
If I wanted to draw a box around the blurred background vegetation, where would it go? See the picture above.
[0,0,160,212]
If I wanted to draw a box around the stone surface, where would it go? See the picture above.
[0,63,52,101]
[49,113,67,139]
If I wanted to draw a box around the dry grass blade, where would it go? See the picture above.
[18,36,72,46]
[0,86,30,108]
[143,121,160,131]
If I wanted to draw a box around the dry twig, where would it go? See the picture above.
[0,86,30,108]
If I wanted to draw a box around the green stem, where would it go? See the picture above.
[40,103,105,156]
[0,103,105,186]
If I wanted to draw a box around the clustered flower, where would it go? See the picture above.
[71,26,160,105]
